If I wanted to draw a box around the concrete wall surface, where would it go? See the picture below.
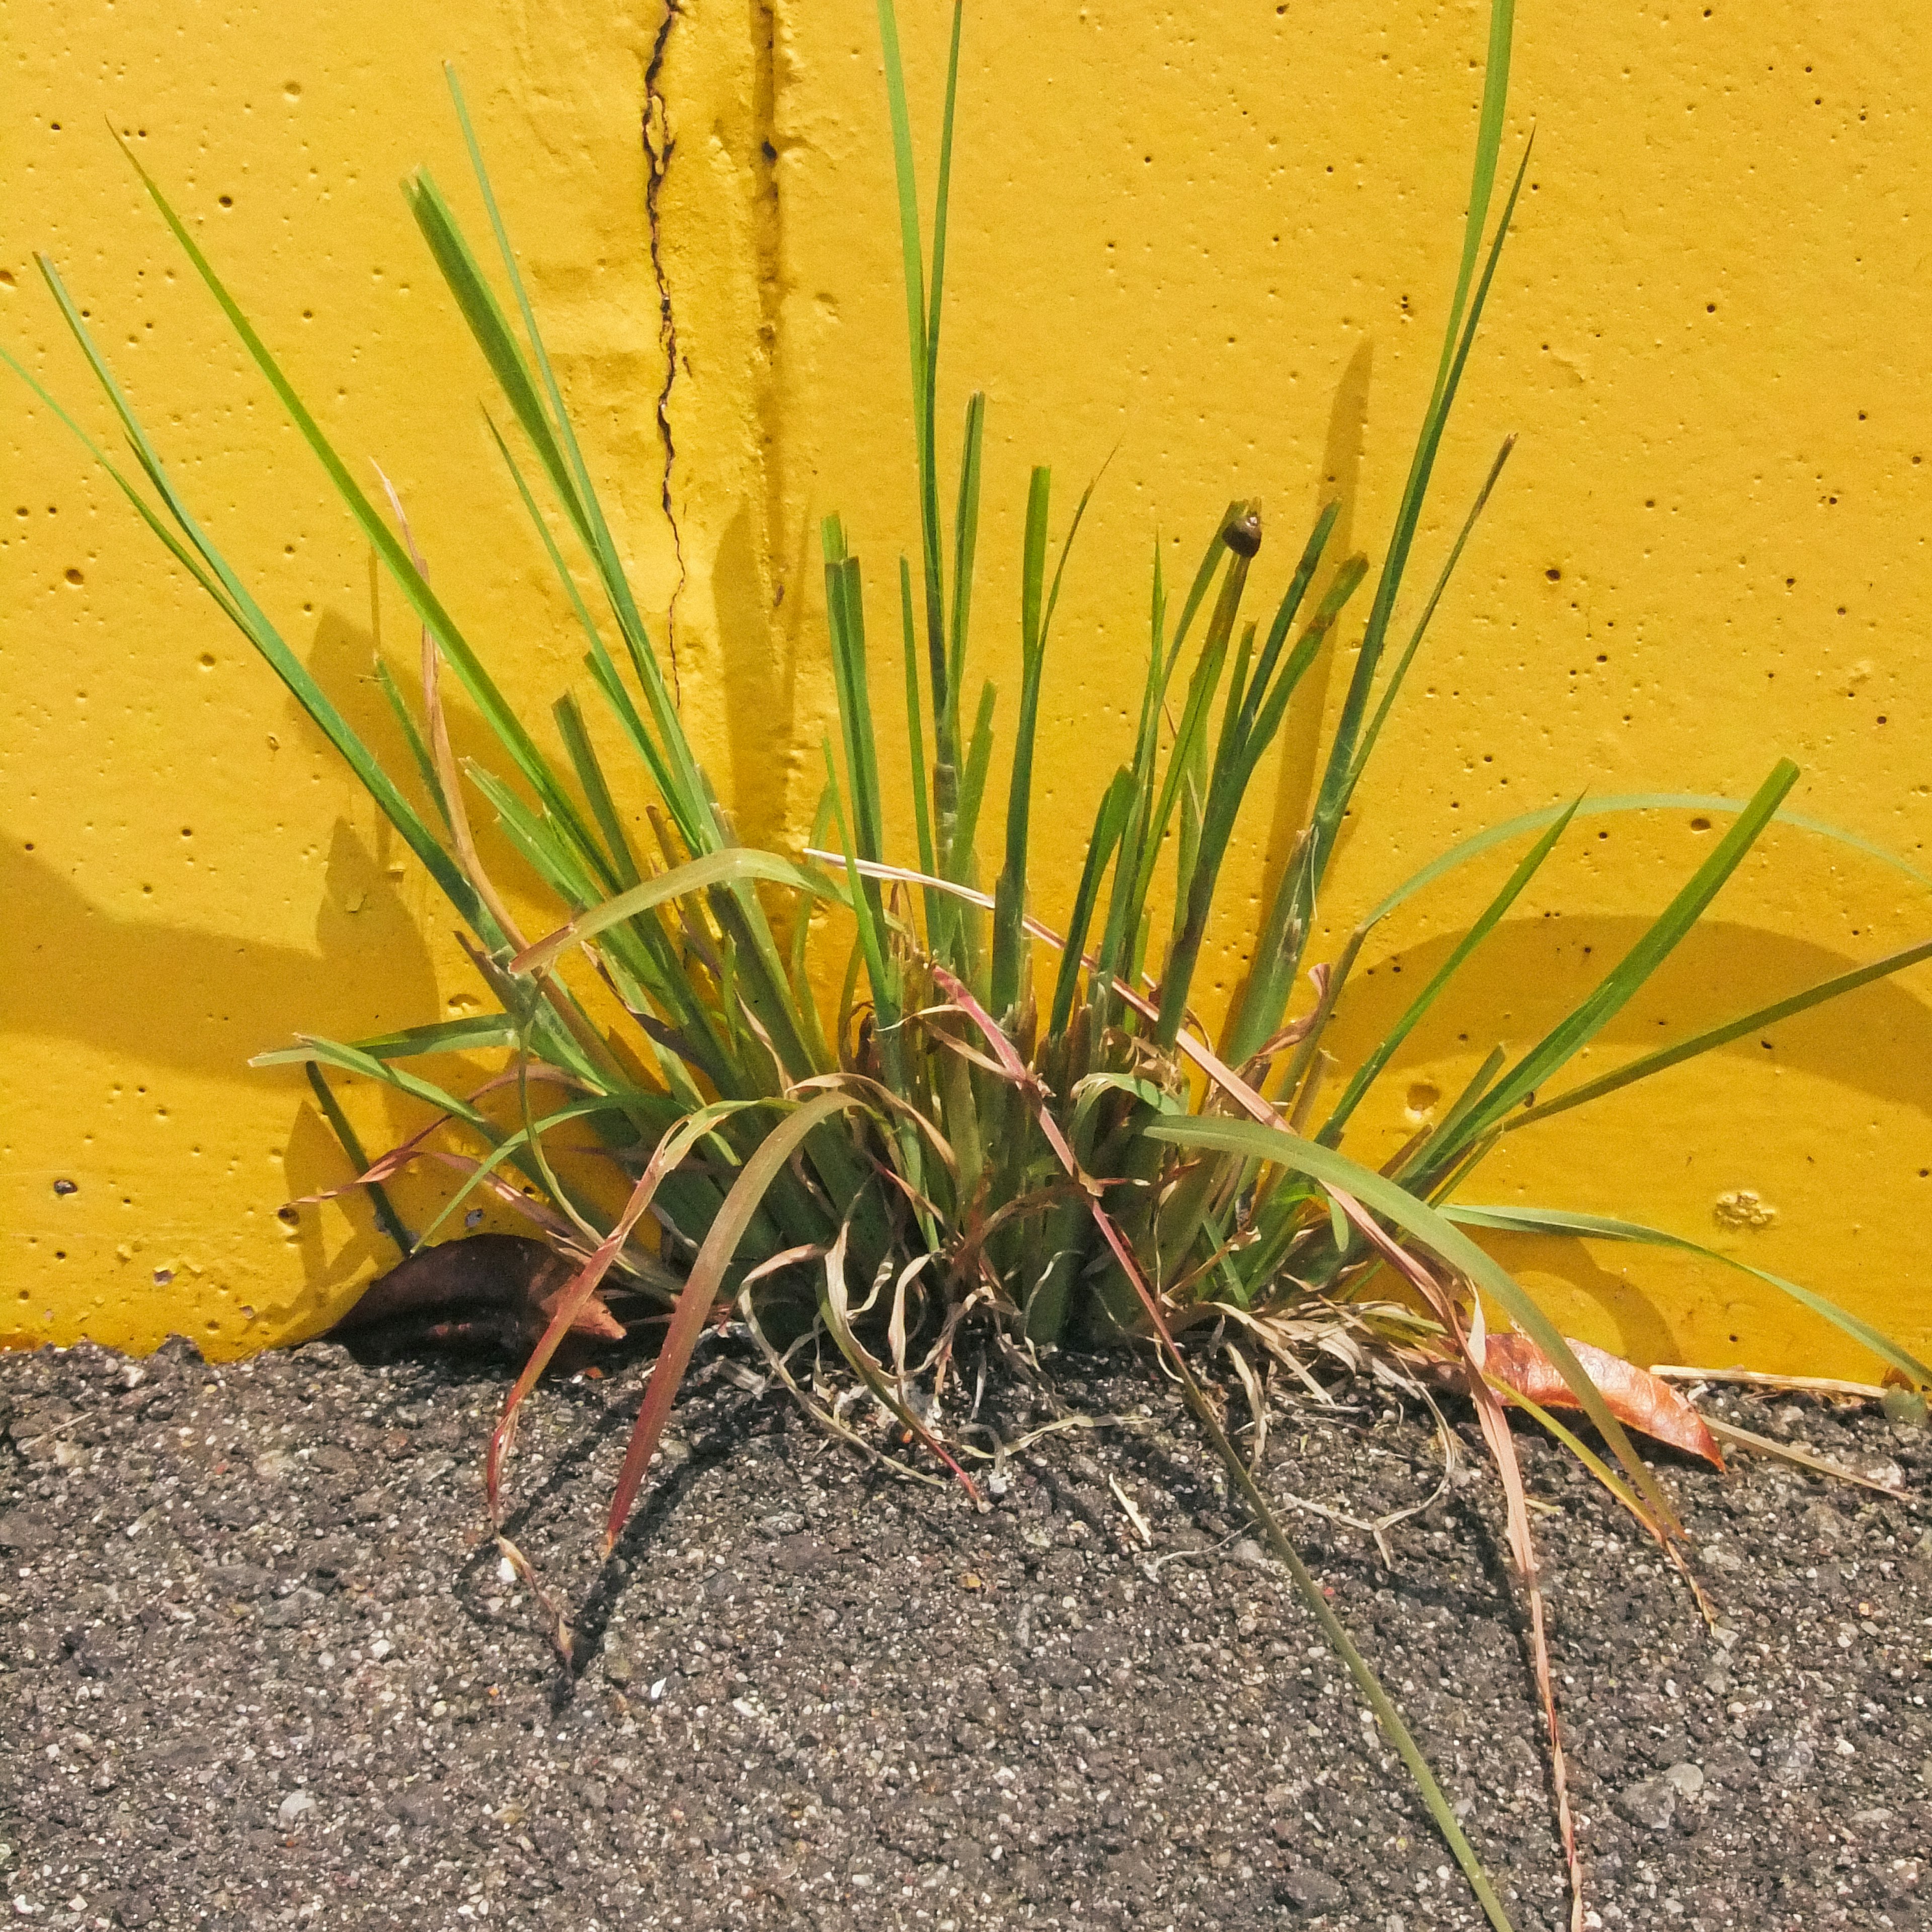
[4,0,1928,1376]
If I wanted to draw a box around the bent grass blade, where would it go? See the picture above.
[1146,1115,1678,1532]
[1442,1204,1932,1389]
[602,1092,872,1554]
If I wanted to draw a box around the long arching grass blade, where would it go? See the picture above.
[1442,1204,1932,1387]
[15,266,486,935]
[513,848,852,976]
[1320,800,1579,1143]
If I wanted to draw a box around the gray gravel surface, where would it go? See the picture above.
[2,1333,1929,1932]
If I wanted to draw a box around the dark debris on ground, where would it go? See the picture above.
[1,1333,1929,1931]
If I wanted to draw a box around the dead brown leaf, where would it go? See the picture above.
[330,1234,625,1356]
[1486,1332,1724,1470]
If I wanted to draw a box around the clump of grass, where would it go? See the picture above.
[11,2,1929,1923]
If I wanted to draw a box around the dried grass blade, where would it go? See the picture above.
[818,1230,980,1498]
[487,1099,762,1522]
[602,1092,866,1552]
[1703,1418,1914,1499]
[1648,1366,1892,1400]
[1493,1382,1718,1625]
[736,1286,942,1486]
[1325,1208,1581,1932]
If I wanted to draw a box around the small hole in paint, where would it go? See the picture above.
[53,1177,78,1196]
[218,194,233,208]
[64,568,84,586]
[465,1209,485,1229]
[1405,1079,1440,1116]
[277,1204,299,1225]
[153,1268,174,1285]
[1544,567,1561,582]
[1688,816,1711,832]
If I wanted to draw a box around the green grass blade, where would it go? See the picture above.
[1233,501,1339,745]
[1048,768,1137,1037]
[1346,435,1515,792]
[1314,143,1532,867]
[900,554,943,948]
[1360,790,1931,937]
[1163,507,1240,672]
[945,390,987,754]
[21,260,488,939]
[465,760,603,910]
[915,1,968,713]
[819,740,896,1035]
[1430,0,1516,416]
[256,1016,516,1064]
[112,141,619,880]
[1505,935,1932,1132]
[1,339,249,638]
[991,466,1055,1016]
[1319,800,1579,1143]
[950,680,1000,888]
[1091,558,1171,996]
[824,536,892,893]
[874,0,930,477]
[554,693,641,891]
[373,660,450,828]
[260,1036,494,1132]
[437,72,712,839]
[1152,532,1259,1042]
[1442,1204,1932,1387]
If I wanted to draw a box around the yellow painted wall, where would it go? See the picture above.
[5,0,1929,1377]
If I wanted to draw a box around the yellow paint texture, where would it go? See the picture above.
[5,0,1929,1376]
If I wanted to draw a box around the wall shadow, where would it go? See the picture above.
[0,825,436,1074]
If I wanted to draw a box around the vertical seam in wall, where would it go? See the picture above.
[752,0,782,602]
[643,0,686,706]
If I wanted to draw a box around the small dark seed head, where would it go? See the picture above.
[1223,507,1262,558]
